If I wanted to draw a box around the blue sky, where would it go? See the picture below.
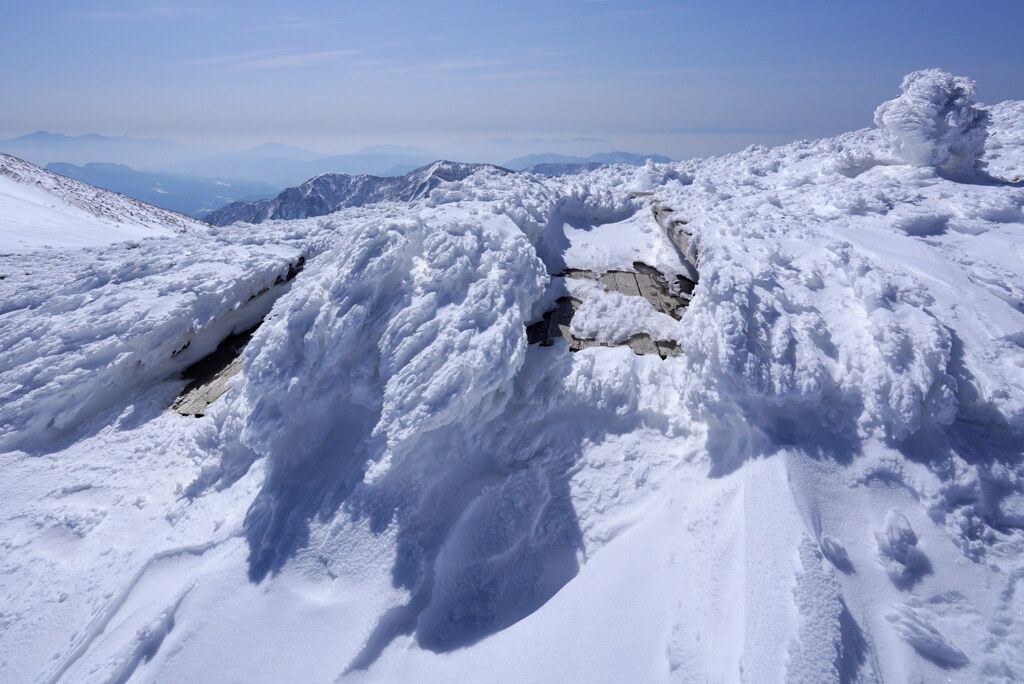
[3,0,1023,159]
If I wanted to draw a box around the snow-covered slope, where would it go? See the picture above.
[1,71,1023,684]
[205,161,511,226]
[0,153,205,250]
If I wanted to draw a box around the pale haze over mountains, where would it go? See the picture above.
[0,131,673,218]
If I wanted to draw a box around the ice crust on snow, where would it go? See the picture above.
[1,70,1024,683]
[0,231,308,452]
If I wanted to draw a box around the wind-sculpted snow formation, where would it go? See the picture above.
[875,69,990,177]
[1,70,1023,683]
[0,229,311,453]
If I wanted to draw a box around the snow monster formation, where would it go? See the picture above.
[874,68,989,176]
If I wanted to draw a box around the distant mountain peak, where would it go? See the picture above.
[503,151,672,172]
[206,161,509,226]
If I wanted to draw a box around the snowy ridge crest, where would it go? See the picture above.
[0,152,204,246]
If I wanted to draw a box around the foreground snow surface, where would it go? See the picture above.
[2,99,1024,682]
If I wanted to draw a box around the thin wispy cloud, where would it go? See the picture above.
[329,56,527,79]
[459,69,580,82]
[67,1,219,21]
[418,59,518,72]
[187,50,293,68]
[638,127,793,136]
[187,51,520,77]
[188,50,359,72]
[615,7,694,15]
[630,68,704,76]
[231,50,358,70]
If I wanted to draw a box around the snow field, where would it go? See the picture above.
[0,70,1022,682]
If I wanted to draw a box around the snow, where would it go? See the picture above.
[0,153,204,250]
[874,69,989,177]
[566,277,680,343]
[1,70,1023,683]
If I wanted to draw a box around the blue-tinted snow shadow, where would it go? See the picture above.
[12,380,182,457]
[244,404,380,582]
[837,598,869,683]
[343,433,584,668]
[703,397,866,479]
[938,167,1021,187]
[235,346,655,670]
[895,329,1024,537]
[343,348,659,669]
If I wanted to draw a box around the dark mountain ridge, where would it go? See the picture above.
[205,161,511,226]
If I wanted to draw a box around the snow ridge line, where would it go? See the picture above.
[0,244,306,453]
[39,541,220,684]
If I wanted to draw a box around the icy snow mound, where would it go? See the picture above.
[182,189,700,663]
[654,98,1024,447]
[0,153,204,250]
[185,85,1023,676]
[874,69,988,176]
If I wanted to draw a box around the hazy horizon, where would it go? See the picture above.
[0,130,674,165]
[4,0,1023,162]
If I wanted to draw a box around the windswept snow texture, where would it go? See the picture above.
[204,161,511,226]
[0,153,204,249]
[875,69,989,176]
[2,71,1024,683]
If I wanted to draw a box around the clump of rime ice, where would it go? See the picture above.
[875,509,928,586]
[874,68,989,176]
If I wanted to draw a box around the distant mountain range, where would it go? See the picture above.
[0,132,440,187]
[162,151,438,187]
[45,163,280,218]
[1,132,676,222]
[0,131,209,169]
[503,151,673,171]
[205,161,511,226]
[521,162,606,176]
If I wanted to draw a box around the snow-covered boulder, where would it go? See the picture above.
[874,69,989,176]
